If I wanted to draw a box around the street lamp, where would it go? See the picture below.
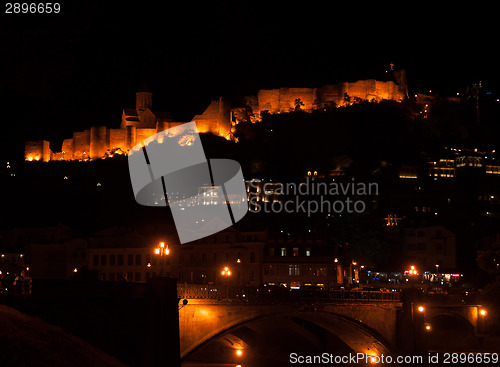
[154,241,170,275]
[221,266,231,299]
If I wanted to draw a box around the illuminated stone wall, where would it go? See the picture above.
[191,97,232,139]
[25,140,51,162]
[251,78,407,118]
[24,74,407,162]
[108,128,128,152]
[90,126,108,159]
[72,130,91,160]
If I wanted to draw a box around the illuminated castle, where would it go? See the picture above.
[237,67,408,121]
[25,68,408,162]
[25,85,232,162]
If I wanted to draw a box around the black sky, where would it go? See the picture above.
[0,1,497,158]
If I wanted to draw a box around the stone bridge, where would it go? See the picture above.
[178,296,485,361]
[179,300,400,360]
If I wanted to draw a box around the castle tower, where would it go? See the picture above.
[389,66,408,100]
[136,83,152,112]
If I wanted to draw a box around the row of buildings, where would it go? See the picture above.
[0,222,459,290]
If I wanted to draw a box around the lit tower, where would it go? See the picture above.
[136,83,152,112]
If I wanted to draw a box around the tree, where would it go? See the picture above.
[294,98,304,111]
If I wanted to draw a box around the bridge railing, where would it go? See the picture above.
[329,290,400,302]
[177,284,401,302]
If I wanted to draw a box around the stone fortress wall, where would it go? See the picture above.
[25,69,407,162]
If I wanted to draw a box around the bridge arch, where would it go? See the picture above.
[427,312,475,333]
[423,312,477,351]
[181,307,393,362]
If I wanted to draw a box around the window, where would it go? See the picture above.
[117,254,123,266]
[293,247,299,256]
[128,254,133,266]
[135,272,141,282]
[264,265,273,275]
[135,254,141,266]
[250,252,255,263]
[93,255,99,266]
[127,272,133,281]
[268,247,275,256]
[109,254,116,266]
[317,267,327,276]
[100,254,107,266]
[281,247,287,257]
[288,264,300,276]
[109,272,116,281]
[249,270,255,281]
[305,248,311,257]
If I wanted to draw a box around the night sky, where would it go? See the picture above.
[0,1,497,159]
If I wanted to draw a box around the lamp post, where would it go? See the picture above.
[221,266,231,299]
[154,241,170,276]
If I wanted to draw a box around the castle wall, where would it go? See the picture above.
[136,128,157,145]
[278,88,317,112]
[72,130,91,160]
[126,126,137,150]
[191,97,231,139]
[252,77,407,117]
[26,76,408,162]
[90,126,108,159]
[25,140,51,162]
[156,121,185,133]
[61,139,74,159]
[109,128,128,152]
[257,89,281,114]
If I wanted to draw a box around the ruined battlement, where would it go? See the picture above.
[25,89,232,162]
[25,69,408,162]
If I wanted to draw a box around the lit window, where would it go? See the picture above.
[288,264,300,276]
[281,247,287,257]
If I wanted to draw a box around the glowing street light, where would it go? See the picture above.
[221,266,231,299]
[407,265,418,276]
[235,349,243,357]
[154,241,170,275]
[479,308,487,317]
[417,305,425,313]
